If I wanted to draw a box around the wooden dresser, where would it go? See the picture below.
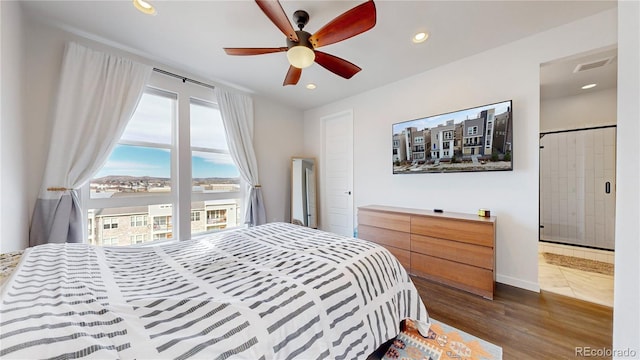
[358,205,496,299]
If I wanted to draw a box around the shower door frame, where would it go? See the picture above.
[539,125,617,251]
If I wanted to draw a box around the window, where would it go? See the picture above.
[130,215,148,227]
[90,90,173,197]
[103,237,118,246]
[153,233,168,241]
[443,132,450,140]
[153,216,172,230]
[84,73,243,247]
[103,218,118,229]
[130,234,146,244]
[190,99,241,236]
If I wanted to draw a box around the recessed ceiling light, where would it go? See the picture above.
[412,32,429,44]
[133,0,156,15]
[306,83,317,90]
[581,83,597,90]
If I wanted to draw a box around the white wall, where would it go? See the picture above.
[253,96,304,223]
[613,1,640,357]
[304,9,618,292]
[0,1,29,253]
[2,12,303,252]
[540,88,617,132]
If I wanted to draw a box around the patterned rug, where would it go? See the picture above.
[543,252,614,275]
[382,318,502,360]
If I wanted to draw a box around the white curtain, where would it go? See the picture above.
[214,87,266,226]
[29,42,152,246]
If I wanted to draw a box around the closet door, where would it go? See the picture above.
[540,127,616,250]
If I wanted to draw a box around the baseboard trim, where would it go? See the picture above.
[496,274,540,292]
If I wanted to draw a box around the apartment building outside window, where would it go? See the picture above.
[84,73,242,247]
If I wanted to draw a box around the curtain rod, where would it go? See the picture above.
[153,68,216,90]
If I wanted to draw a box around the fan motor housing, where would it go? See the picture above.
[287,30,314,50]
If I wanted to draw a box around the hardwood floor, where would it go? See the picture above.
[411,276,613,359]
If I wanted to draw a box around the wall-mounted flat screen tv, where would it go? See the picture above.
[393,100,512,174]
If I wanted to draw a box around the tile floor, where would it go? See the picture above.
[538,252,614,308]
[539,241,614,264]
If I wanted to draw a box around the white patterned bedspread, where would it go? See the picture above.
[0,222,427,359]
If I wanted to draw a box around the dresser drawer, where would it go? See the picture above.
[411,234,493,270]
[359,224,410,250]
[383,246,411,270]
[359,209,410,232]
[411,216,494,246]
[411,253,494,299]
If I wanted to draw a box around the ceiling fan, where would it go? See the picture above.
[224,0,376,86]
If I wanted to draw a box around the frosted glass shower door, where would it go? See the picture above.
[539,127,616,250]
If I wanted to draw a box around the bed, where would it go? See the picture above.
[0,222,427,359]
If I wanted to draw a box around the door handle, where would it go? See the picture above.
[344,191,352,195]
[605,182,611,194]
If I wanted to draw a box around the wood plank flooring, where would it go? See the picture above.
[411,276,613,359]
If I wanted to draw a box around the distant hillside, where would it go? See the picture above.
[93,176,239,184]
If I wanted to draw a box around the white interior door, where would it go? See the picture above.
[322,110,354,237]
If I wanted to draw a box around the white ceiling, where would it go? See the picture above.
[541,47,617,100]
[20,0,617,110]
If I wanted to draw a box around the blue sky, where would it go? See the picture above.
[393,100,511,134]
[94,145,240,179]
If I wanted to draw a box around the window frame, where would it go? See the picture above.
[81,73,244,245]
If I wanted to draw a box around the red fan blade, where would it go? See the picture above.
[314,51,361,79]
[309,1,376,48]
[283,66,302,86]
[255,0,299,42]
[224,47,287,56]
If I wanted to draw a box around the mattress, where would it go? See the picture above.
[0,222,427,359]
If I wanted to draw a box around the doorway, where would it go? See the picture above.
[538,47,617,307]
[321,110,354,237]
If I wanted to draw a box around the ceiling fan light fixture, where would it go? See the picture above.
[287,46,315,69]
[306,83,317,90]
[133,0,156,15]
[581,83,597,90]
